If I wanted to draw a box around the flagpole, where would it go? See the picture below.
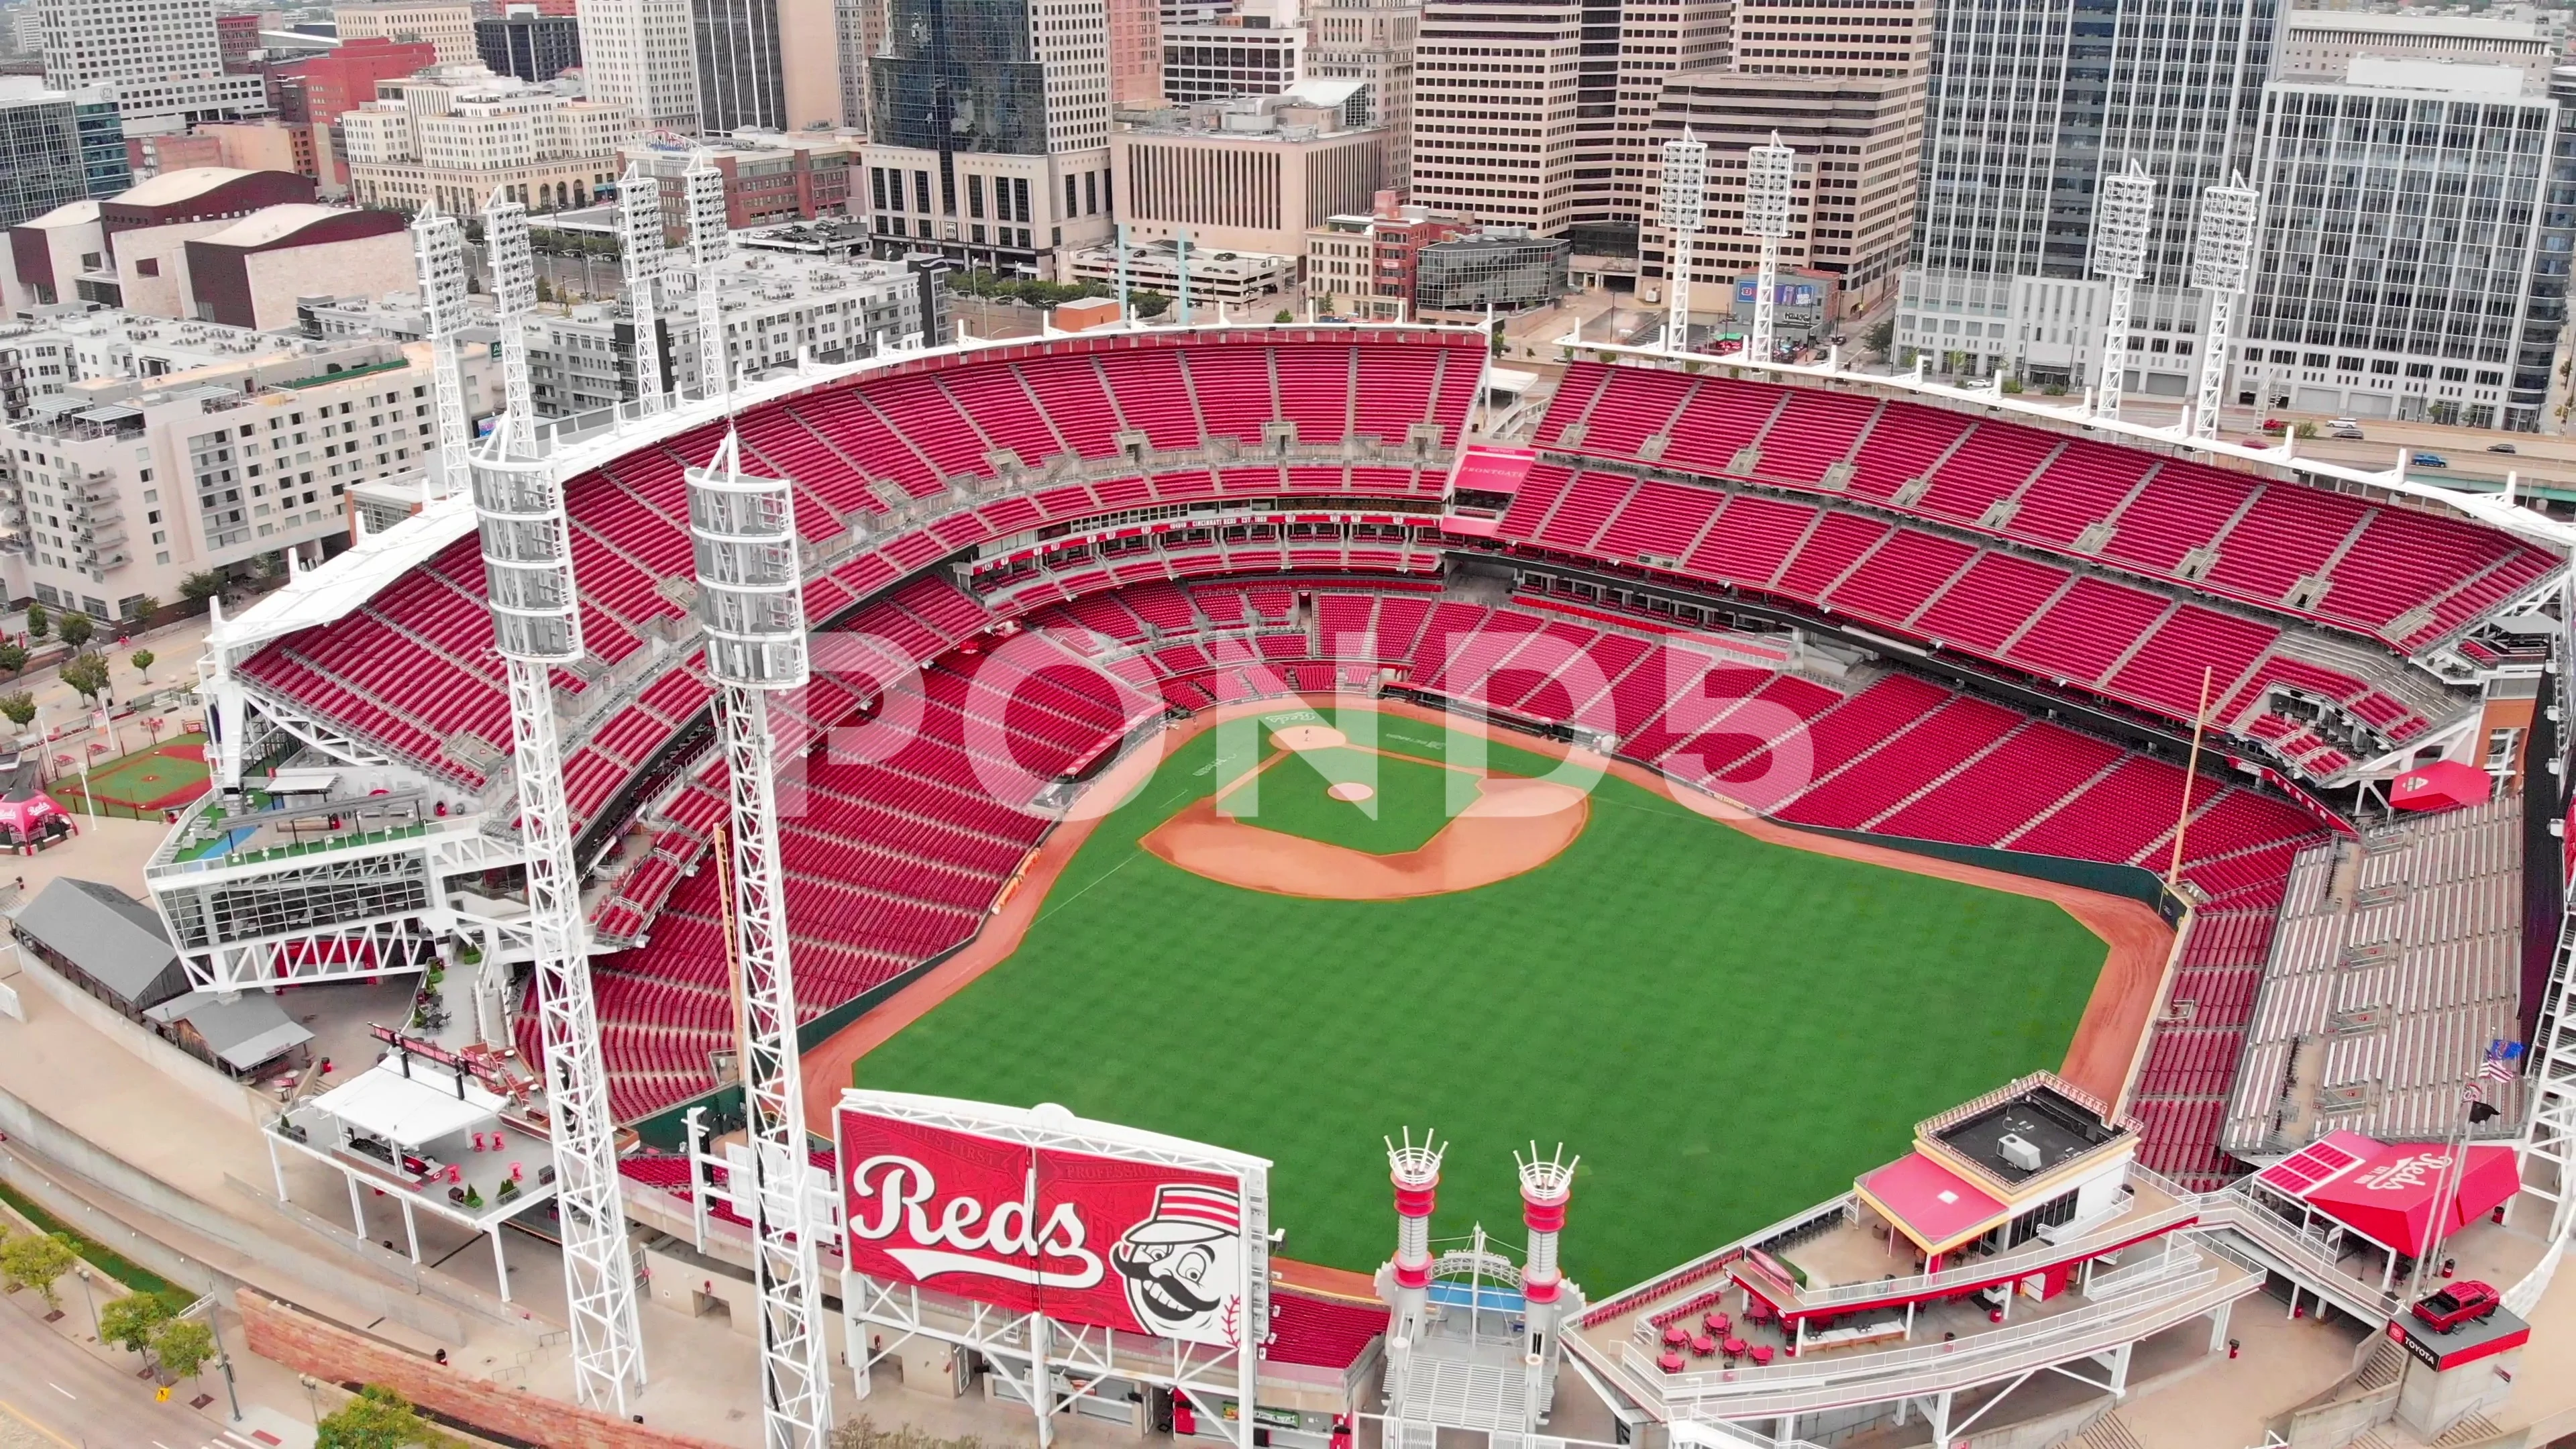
[2166,665,2214,892]
[2412,1071,2479,1300]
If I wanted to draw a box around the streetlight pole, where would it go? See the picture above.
[74,1266,95,1340]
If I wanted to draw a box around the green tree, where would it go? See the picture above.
[1273,309,1295,324]
[55,611,91,650]
[130,649,154,681]
[1130,290,1173,320]
[180,571,227,610]
[0,1232,78,1311]
[60,651,109,704]
[316,1385,456,1449]
[23,603,46,640]
[148,1317,215,1381]
[0,691,36,731]
[0,643,25,677]
[99,1291,170,1356]
[127,595,160,621]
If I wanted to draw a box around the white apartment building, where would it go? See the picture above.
[35,0,266,131]
[341,64,635,215]
[1063,240,1293,303]
[1306,0,1415,184]
[331,1,480,66]
[576,0,700,130]
[0,336,500,614]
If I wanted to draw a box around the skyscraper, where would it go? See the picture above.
[692,0,843,132]
[861,0,1114,274]
[1409,0,1721,249]
[36,0,267,132]
[2236,56,2566,433]
[1899,0,2284,392]
[1639,0,1929,319]
[577,0,700,130]
[1307,0,1415,183]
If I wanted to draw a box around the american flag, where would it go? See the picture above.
[2482,1039,2524,1083]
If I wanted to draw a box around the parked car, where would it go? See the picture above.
[2488,443,2519,454]
[2331,426,2367,440]
[2259,417,2290,432]
[2412,451,2451,468]
[2412,1281,2502,1334]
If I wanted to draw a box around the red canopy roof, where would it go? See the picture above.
[1856,1151,2008,1253]
[1450,445,1539,494]
[2258,1131,2518,1256]
[2390,759,2493,813]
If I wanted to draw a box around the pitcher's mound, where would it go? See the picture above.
[1326,781,1376,802]
[1144,778,1589,900]
[1273,724,1348,751]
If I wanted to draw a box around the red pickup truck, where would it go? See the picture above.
[2412,1281,2501,1334]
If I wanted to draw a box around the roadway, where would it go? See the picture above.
[0,1295,274,1449]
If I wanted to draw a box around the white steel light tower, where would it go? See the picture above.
[688,432,829,1448]
[2191,177,2262,439]
[482,191,538,437]
[468,414,645,1411]
[1660,129,1707,355]
[1744,133,1797,366]
[619,162,669,413]
[686,154,731,399]
[1515,1143,1579,1427]
[1381,1128,1444,1411]
[411,211,473,497]
[2090,162,2155,419]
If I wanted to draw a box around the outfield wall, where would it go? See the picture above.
[1768,820,2188,922]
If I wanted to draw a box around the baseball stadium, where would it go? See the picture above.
[164,317,2576,1447]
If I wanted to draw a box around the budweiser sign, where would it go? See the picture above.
[837,1106,1254,1348]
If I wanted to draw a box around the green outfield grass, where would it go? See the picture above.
[853,707,2108,1293]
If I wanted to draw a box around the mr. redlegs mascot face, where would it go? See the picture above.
[1111,1183,1243,1342]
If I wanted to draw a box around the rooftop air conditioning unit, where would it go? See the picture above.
[1996,1132,2043,1173]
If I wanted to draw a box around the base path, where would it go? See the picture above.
[1144,775,1588,900]
[800,696,2173,1133]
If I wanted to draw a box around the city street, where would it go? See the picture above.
[0,1291,287,1449]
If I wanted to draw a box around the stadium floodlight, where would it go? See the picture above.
[1381,1128,1446,1412]
[1660,129,1708,356]
[1745,133,1797,366]
[2190,177,2262,439]
[2090,162,2155,421]
[409,211,472,498]
[468,411,646,1415]
[619,162,667,414]
[688,433,829,1449]
[1515,1143,1581,1432]
[686,152,730,400]
[482,190,538,450]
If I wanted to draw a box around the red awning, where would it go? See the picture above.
[1450,445,1539,494]
[1856,1151,2008,1254]
[2264,1133,2520,1256]
[2390,759,2493,813]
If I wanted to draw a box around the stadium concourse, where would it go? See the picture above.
[191,326,2553,1181]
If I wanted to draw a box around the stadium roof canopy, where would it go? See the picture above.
[2251,1130,2518,1256]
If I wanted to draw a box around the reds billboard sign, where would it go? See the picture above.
[836,1095,1267,1350]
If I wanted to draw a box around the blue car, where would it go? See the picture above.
[2413,452,2450,468]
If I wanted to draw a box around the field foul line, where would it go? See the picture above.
[1033,847,1146,926]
